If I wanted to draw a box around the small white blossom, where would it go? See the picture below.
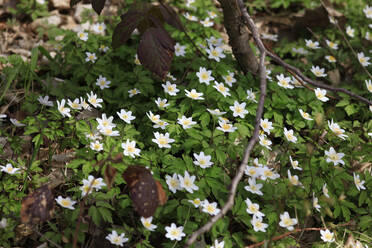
[320,229,335,243]
[289,156,302,171]
[128,88,140,97]
[260,119,273,134]
[166,173,182,193]
[244,177,263,195]
[346,26,355,37]
[223,71,236,87]
[353,173,366,191]
[357,52,370,67]
[246,89,257,103]
[206,45,225,62]
[90,140,103,151]
[311,66,327,77]
[213,82,230,97]
[67,98,81,110]
[202,199,220,216]
[230,101,248,118]
[217,120,237,133]
[174,43,186,56]
[141,217,157,231]
[326,40,338,50]
[185,89,204,100]
[325,147,345,166]
[193,152,213,169]
[85,52,97,63]
[38,95,53,107]
[314,88,329,102]
[87,91,103,108]
[0,163,21,174]
[57,99,71,118]
[55,196,76,210]
[121,139,141,158]
[313,193,321,212]
[200,17,214,27]
[363,5,372,19]
[152,132,175,148]
[106,230,128,246]
[95,75,111,90]
[178,115,196,129]
[251,215,268,232]
[325,55,337,63]
[155,98,169,108]
[179,171,199,193]
[188,198,202,208]
[328,119,348,139]
[276,74,294,89]
[287,170,302,187]
[207,108,226,116]
[196,67,214,85]
[165,223,185,241]
[259,134,272,150]
[245,198,265,218]
[305,39,320,49]
[92,22,106,35]
[299,109,313,120]
[279,211,298,231]
[262,33,278,41]
[117,109,136,124]
[10,118,26,127]
[292,47,309,54]
[366,79,372,93]
[284,128,297,143]
[162,81,179,96]
[77,31,88,41]
[211,239,225,248]
[323,183,330,198]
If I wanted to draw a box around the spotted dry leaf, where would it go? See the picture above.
[123,166,167,217]
[20,185,54,224]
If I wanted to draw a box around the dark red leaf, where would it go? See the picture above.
[112,10,145,49]
[91,0,106,15]
[104,165,117,190]
[20,185,54,224]
[70,0,82,7]
[158,4,184,31]
[155,180,167,205]
[138,27,175,79]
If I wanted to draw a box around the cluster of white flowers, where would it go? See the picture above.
[165,171,199,194]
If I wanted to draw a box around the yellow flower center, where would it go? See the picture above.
[283,218,293,226]
[158,137,167,145]
[61,199,70,207]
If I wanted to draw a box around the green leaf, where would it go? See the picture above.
[359,190,367,206]
[98,207,113,223]
[88,206,101,226]
[341,206,350,221]
[30,47,39,71]
[344,104,358,116]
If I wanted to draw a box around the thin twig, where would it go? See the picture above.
[241,4,372,106]
[184,11,268,248]
[31,226,63,248]
[319,1,372,80]
[246,221,355,248]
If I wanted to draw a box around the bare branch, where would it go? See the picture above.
[184,23,268,248]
